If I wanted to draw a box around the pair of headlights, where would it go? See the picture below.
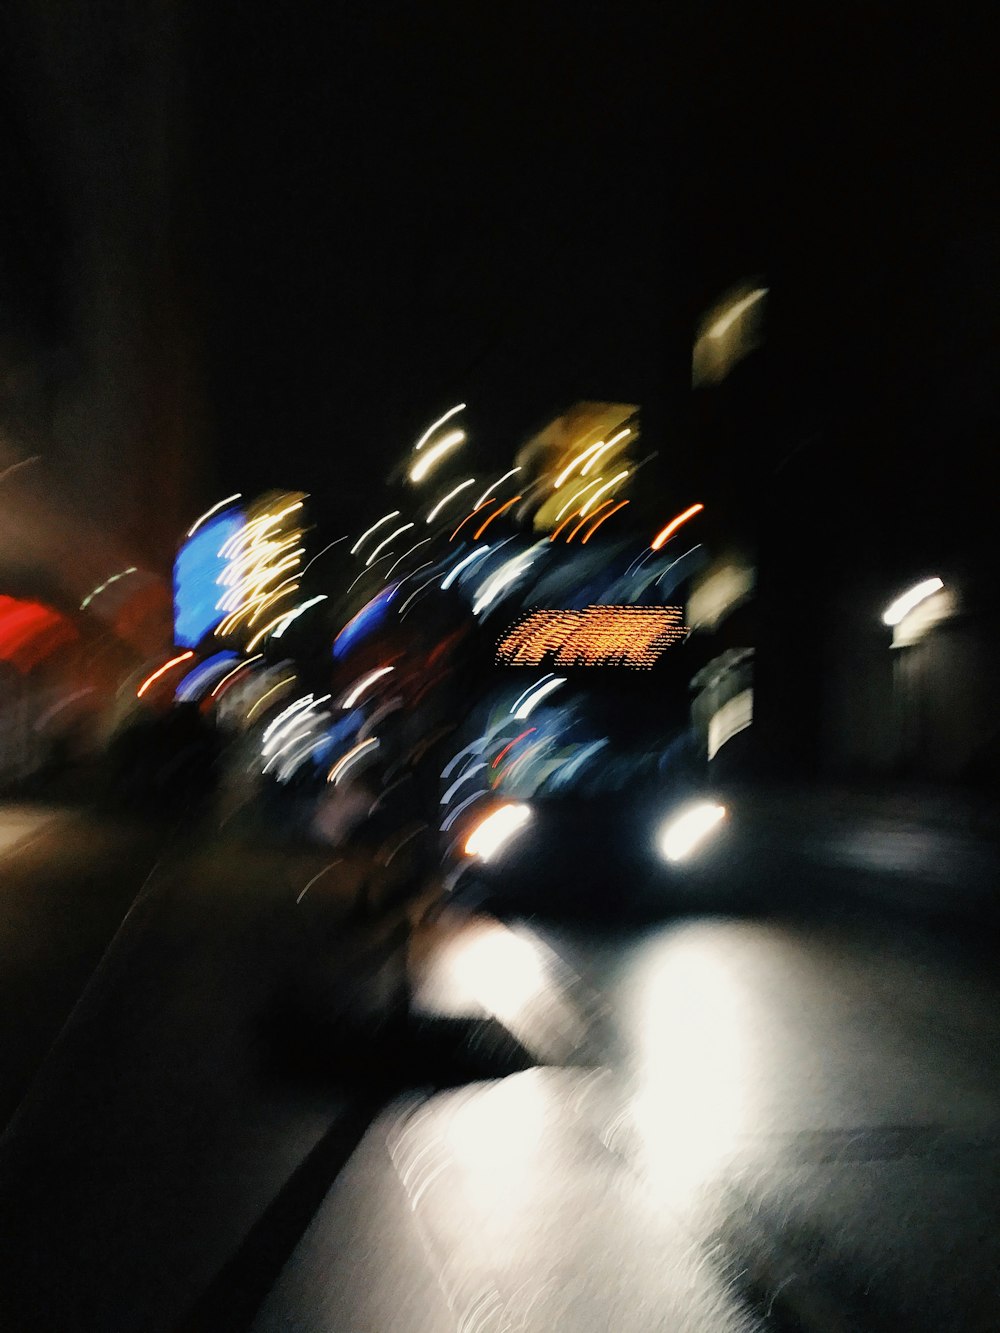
[464,800,727,865]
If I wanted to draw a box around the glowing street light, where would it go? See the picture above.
[882,578,944,627]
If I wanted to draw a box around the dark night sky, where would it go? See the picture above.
[2,3,998,563]
[186,5,998,548]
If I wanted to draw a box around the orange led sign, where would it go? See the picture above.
[496,605,687,669]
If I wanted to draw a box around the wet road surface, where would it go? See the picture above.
[254,906,1000,1331]
[2,804,1000,1331]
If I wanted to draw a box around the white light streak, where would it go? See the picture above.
[246,599,309,651]
[409,431,465,483]
[473,468,521,510]
[441,739,486,782]
[327,736,379,785]
[346,556,390,595]
[513,676,565,720]
[414,403,466,451]
[581,429,630,476]
[302,536,348,575]
[272,594,327,637]
[80,566,138,610]
[245,674,296,721]
[386,539,431,578]
[472,548,541,616]
[276,735,330,782]
[427,478,476,523]
[262,694,316,746]
[366,522,414,566]
[882,577,944,626]
[441,789,487,831]
[263,718,329,773]
[441,545,492,590]
[351,511,401,556]
[464,803,532,861]
[553,444,604,489]
[510,675,555,717]
[210,653,263,697]
[187,493,242,539]
[659,802,727,861]
[553,738,610,786]
[554,475,605,521]
[580,469,629,515]
[442,762,488,806]
[342,666,395,709]
[398,571,441,616]
[707,288,768,339]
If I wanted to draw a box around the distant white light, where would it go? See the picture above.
[441,762,488,806]
[414,403,466,451]
[510,674,555,717]
[187,493,241,539]
[365,522,415,566]
[80,565,138,610]
[342,666,394,709]
[580,469,629,516]
[272,594,327,637]
[427,478,476,523]
[327,736,379,785]
[554,475,605,521]
[409,430,466,482]
[441,544,492,590]
[658,802,726,862]
[464,803,532,862]
[350,511,400,556]
[553,445,604,489]
[301,535,348,576]
[882,577,944,627]
[707,288,768,339]
[513,676,565,720]
[472,545,543,616]
[262,694,315,746]
[474,468,521,510]
[384,539,431,580]
[581,428,632,477]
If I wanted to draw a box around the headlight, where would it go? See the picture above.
[464,802,532,862]
[658,801,726,863]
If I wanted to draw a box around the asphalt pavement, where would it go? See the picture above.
[3,798,1000,1331]
[254,898,1000,1330]
[0,806,165,1130]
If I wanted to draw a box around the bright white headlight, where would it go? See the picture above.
[464,803,532,862]
[658,802,726,862]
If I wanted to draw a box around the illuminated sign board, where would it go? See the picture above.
[496,605,687,669]
[174,510,244,649]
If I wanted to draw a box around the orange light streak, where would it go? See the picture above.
[450,498,494,541]
[651,503,704,551]
[137,651,194,698]
[566,498,614,542]
[473,495,521,540]
[549,509,582,542]
[581,499,630,543]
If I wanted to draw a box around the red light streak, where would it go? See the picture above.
[491,727,536,769]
